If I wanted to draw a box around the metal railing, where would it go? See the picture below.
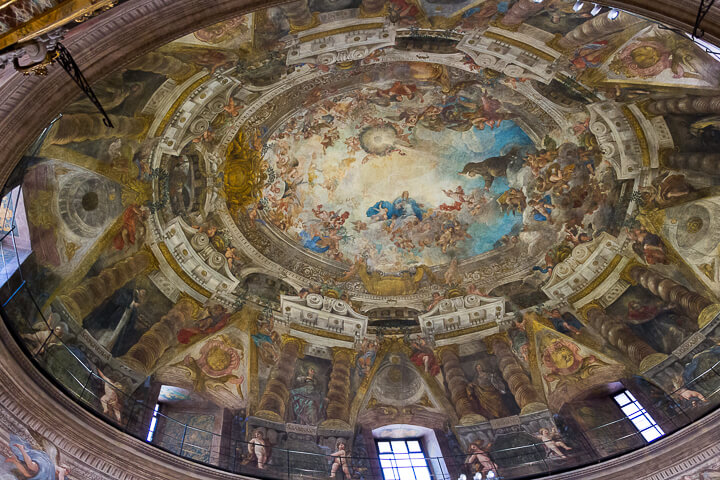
[0,188,718,480]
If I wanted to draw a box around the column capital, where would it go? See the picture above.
[435,344,459,362]
[699,304,720,329]
[281,335,307,358]
[578,301,604,321]
[619,259,643,286]
[483,332,510,354]
[331,346,357,363]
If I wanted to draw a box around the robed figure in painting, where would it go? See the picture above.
[290,366,324,425]
[2,435,69,480]
[466,362,512,419]
[83,287,147,357]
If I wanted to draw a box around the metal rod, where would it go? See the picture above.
[54,43,114,128]
[693,0,716,39]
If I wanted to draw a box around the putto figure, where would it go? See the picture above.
[534,427,573,458]
[247,429,271,469]
[330,440,352,478]
[464,440,497,479]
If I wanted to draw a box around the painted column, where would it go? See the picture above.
[584,304,663,370]
[486,334,545,414]
[254,336,306,422]
[360,0,386,15]
[127,52,193,79]
[500,0,545,27]
[48,113,147,145]
[321,347,355,430]
[121,297,197,375]
[646,96,720,116]
[437,345,475,423]
[629,265,712,324]
[556,11,642,50]
[281,0,314,31]
[59,249,153,322]
[663,151,720,176]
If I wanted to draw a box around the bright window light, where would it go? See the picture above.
[590,3,602,15]
[608,8,619,19]
[377,439,432,480]
[573,1,584,12]
[146,403,160,442]
[0,185,31,288]
[613,390,665,442]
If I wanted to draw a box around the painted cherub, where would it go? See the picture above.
[535,427,572,458]
[465,440,497,479]
[97,369,124,423]
[330,440,352,478]
[247,429,270,469]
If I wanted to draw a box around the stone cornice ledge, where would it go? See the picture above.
[2,316,720,479]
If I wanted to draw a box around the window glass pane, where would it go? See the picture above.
[382,466,398,480]
[632,415,651,431]
[621,403,639,416]
[391,441,409,454]
[414,467,432,480]
[641,428,663,442]
[614,392,630,406]
[398,468,416,480]
[625,390,637,402]
[407,440,422,452]
[410,456,427,467]
[395,456,412,468]
[378,442,392,453]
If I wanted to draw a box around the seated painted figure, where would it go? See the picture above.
[366,191,425,221]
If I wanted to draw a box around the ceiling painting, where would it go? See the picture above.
[3,1,720,479]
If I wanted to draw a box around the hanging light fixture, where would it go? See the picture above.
[590,3,602,15]
[608,8,620,19]
[573,1,584,12]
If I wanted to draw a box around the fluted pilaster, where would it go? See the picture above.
[61,250,152,322]
[121,297,197,374]
[630,265,712,322]
[321,347,355,430]
[557,11,642,50]
[437,345,475,422]
[487,334,545,414]
[255,336,305,422]
[585,304,663,370]
[646,96,720,116]
[500,0,545,27]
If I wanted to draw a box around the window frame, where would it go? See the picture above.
[613,389,665,443]
[375,437,433,480]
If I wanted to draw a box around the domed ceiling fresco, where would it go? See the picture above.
[3,0,720,479]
